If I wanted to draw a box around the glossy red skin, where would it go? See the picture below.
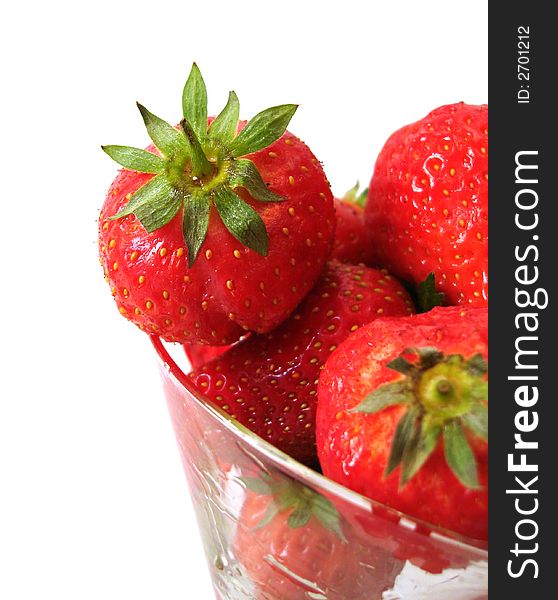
[184,196,374,364]
[317,306,488,541]
[189,260,414,466]
[184,341,233,369]
[184,194,375,366]
[330,198,375,265]
[365,103,488,306]
[234,491,400,600]
[99,128,335,345]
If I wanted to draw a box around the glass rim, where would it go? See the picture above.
[151,334,488,557]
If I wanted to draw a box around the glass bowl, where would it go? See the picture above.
[152,336,488,600]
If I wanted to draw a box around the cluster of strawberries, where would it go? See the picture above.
[98,65,488,556]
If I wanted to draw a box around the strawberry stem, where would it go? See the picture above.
[353,347,488,489]
[180,118,213,178]
[102,63,297,266]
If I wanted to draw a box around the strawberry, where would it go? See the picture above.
[99,64,335,345]
[189,260,414,466]
[330,183,375,265]
[183,340,235,370]
[183,181,374,361]
[183,270,441,371]
[365,103,488,306]
[316,306,488,541]
[234,471,401,599]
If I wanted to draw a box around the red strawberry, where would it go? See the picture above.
[182,270,439,372]
[184,181,374,363]
[317,306,488,541]
[365,103,488,306]
[99,64,335,345]
[234,472,401,599]
[331,183,375,265]
[189,260,414,466]
[183,340,235,370]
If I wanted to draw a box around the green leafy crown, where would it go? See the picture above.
[240,471,346,541]
[343,181,368,208]
[102,63,297,266]
[352,347,488,489]
[415,273,445,313]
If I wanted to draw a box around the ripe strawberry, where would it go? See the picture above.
[189,260,414,466]
[183,270,442,371]
[331,183,375,265]
[183,340,235,370]
[317,306,488,541]
[99,64,335,345]
[365,103,488,306]
[184,180,374,364]
[234,471,401,599]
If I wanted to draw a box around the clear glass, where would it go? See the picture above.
[152,336,488,600]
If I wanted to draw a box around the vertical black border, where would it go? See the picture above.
[490,3,556,596]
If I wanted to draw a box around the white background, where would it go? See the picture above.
[1,1,487,598]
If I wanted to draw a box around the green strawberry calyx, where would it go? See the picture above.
[102,63,298,266]
[351,347,488,490]
[240,472,347,542]
[342,181,368,208]
[415,273,445,313]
